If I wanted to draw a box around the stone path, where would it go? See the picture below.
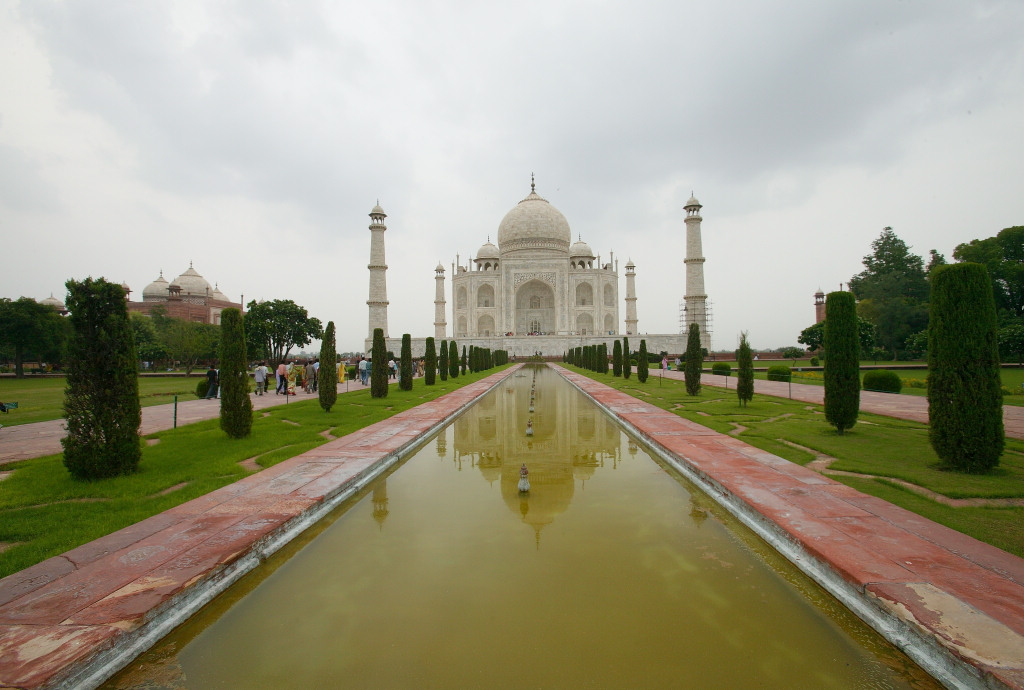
[0,368,514,689]
[0,377,376,465]
[640,368,1024,440]
[558,366,1024,689]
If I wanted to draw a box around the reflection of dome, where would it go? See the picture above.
[569,238,594,258]
[173,263,212,296]
[39,294,65,310]
[143,272,169,299]
[497,182,571,254]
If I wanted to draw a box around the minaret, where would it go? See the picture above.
[624,259,638,335]
[814,288,826,323]
[434,263,447,339]
[367,203,389,339]
[683,194,710,350]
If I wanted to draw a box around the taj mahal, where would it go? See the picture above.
[365,177,708,358]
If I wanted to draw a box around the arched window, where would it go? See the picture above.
[477,284,494,308]
[604,283,614,307]
[457,286,467,310]
[576,283,593,306]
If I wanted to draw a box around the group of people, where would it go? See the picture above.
[354,356,426,386]
[261,359,321,396]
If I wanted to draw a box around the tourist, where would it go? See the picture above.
[304,360,316,393]
[253,362,268,395]
[388,357,397,379]
[312,358,320,392]
[204,364,218,399]
[276,361,288,394]
[358,356,369,385]
[288,360,302,395]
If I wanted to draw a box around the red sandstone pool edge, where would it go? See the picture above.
[0,366,520,690]
[554,365,1024,690]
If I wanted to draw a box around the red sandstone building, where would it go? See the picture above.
[126,263,242,325]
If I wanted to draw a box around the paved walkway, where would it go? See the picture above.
[0,364,1021,688]
[0,377,377,465]
[644,368,1024,440]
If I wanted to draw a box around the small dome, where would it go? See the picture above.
[685,194,701,209]
[173,263,212,297]
[143,272,169,299]
[569,238,594,258]
[40,293,65,310]
[212,283,229,301]
[497,182,571,254]
[625,259,636,269]
[477,240,500,260]
[370,204,386,217]
[435,263,445,272]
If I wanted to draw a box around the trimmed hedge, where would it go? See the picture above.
[766,365,791,382]
[195,379,209,398]
[711,362,731,376]
[862,370,901,393]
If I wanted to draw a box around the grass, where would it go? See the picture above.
[567,365,1024,557]
[0,367,508,578]
[0,376,204,426]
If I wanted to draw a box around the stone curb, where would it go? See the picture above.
[555,365,1024,690]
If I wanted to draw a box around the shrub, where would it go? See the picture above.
[62,277,142,480]
[684,323,702,395]
[736,332,753,407]
[862,370,901,393]
[424,337,436,385]
[195,379,209,398]
[712,362,731,376]
[637,340,649,382]
[318,321,338,411]
[824,291,860,434]
[928,263,1003,473]
[766,365,791,382]
[809,356,819,367]
[371,328,388,398]
[219,308,253,438]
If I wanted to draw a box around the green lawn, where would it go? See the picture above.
[0,376,204,426]
[0,368,509,578]
[569,366,1024,557]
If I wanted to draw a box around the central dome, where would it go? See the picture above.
[497,186,571,254]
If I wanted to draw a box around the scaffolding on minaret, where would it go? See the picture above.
[679,298,713,348]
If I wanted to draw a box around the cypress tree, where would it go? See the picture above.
[824,291,860,434]
[449,340,459,378]
[62,278,142,479]
[613,339,622,376]
[424,337,437,385]
[371,328,388,397]
[622,337,631,379]
[928,263,1004,472]
[318,321,338,412]
[461,345,468,374]
[637,340,649,382]
[400,333,413,391]
[600,343,609,373]
[219,308,253,437]
[439,339,449,381]
[684,323,702,395]
[736,331,754,407]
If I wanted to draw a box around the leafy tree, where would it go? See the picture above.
[637,340,649,382]
[371,328,388,398]
[130,312,167,365]
[244,299,322,365]
[928,264,1003,473]
[799,317,875,355]
[954,226,1024,321]
[781,346,802,366]
[904,329,928,359]
[824,291,860,434]
[850,227,929,359]
[612,339,622,376]
[318,321,338,411]
[736,332,754,407]
[400,334,413,391]
[622,337,631,379]
[684,323,702,395]
[0,297,67,377]
[163,319,216,375]
[439,339,449,381]
[926,249,947,274]
[424,337,437,385]
[62,278,141,480]
[999,324,1024,365]
[219,308,253,438]
[449,340,459,378]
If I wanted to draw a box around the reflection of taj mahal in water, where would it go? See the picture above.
[438,367,636,544]
[364,177,707,356]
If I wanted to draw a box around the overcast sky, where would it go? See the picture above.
[2,0,1022,353]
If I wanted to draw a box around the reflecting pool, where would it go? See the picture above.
[108,366,937,688]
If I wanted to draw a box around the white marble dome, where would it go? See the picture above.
[569,238,594,258]
[142,272,169,299]
[477,240,500,260]
[497,188,571,254]
[173,264,212,296]
[39,294,65,310]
